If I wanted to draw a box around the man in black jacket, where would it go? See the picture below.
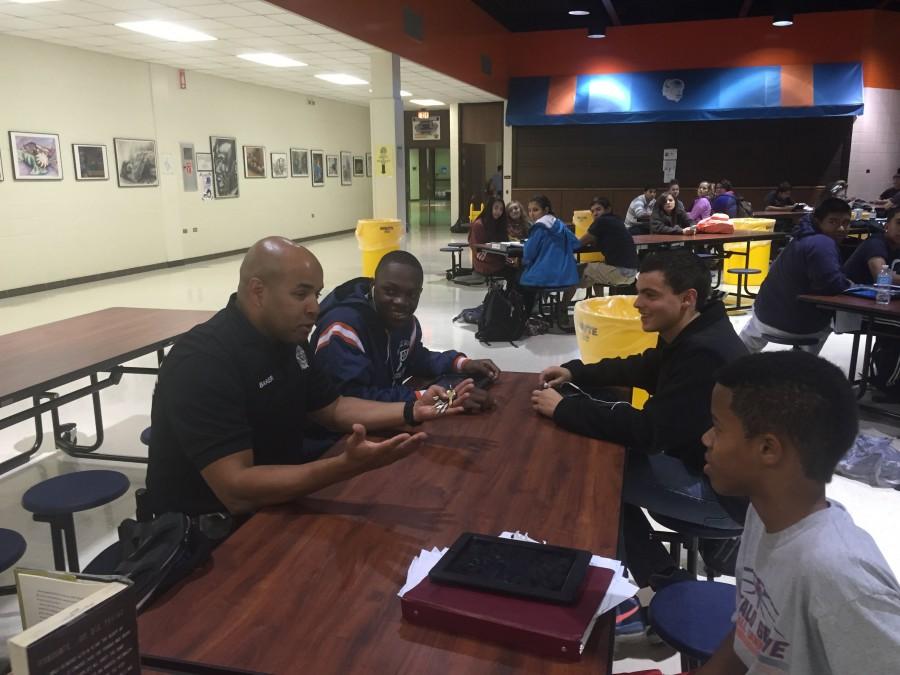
[532,250,749,590]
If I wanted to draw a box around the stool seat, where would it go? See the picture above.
[728,268,760,275]
[761,333,819,347]
[650,580,736,662]
[140,426,152,446]
[22,470,129,516]
[0,528,27,573]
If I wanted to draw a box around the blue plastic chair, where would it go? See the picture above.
[0,528,27,595]
[21,470,129,572]
[649,580,736,670]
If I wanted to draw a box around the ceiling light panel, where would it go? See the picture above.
[315,73,368,85]
[238,52,307,67]
[116,20,216,42]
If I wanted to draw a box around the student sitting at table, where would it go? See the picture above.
[843,206,900,284]
[874,175,900,213]
[519,195,580,315]
[467,197,508,277]
[688,180,713,222]
[650,191,695,235]
[146,237,475,522]
[764,181,795,212]
[697,351,900,675]
[312,250,499,407]
[740,198,852,355]
[667,178,685,211]
[711,179,740,218]
[532,250,749,595]
[574,197,639,291]
[624,186,657,235]
[505,200,531,241]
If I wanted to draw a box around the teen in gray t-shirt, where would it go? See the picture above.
[734,502,900,674]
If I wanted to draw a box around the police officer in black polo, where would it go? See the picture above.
[145,237,473,527]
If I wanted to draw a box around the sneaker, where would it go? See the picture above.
[615,597,645,638]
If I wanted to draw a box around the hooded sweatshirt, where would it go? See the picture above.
[754,215,851,334]
[309,278,467,402]
[519,215,580,287]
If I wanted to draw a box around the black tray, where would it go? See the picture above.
[428,533,592,605]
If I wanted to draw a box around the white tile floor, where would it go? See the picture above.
[1,223,899,674]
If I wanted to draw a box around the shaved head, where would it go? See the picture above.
[236,236,324,343]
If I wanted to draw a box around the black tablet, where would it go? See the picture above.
[428,533,592,604]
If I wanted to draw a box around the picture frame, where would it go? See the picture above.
[411,116,441,141]
[270,152,288,178]
[9,131,63,180]
[198,171,213,200]
[243,145,266,178]
[310,150,324,187]
[72,144,108,181]
[210,136,239,198]
[366,152,372,177]
[325,154,338,178]
[352,155,364,177]
[113,137,158,187]
[290,148,308,177]
[195,152,212,172]
[340,151,352,186]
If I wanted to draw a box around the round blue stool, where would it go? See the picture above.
[0,528,27,596]
[140,426,152,446]
[22,470,129,573]
[649,580,735,669]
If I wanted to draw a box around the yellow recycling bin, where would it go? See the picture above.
[574,296,658,409]
[573,210,605,263]
[722,218,776,288]
[355,219,405,277]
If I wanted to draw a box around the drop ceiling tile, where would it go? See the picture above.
[42,14,101,28]
[0,16,48,31]
[79,11,145,24]
[235,1,285,14]
[88,0,168,9]
[246,24,302,37]
[220,14,281,28]
[188,4,254,18]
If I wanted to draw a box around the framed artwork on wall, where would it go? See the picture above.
[340,151,352,186]
[243,145,266,178]
[352,155,364,177]
[311,150,325,187]
[271,152,288,178]
[326,154,338,178]
[195,152,212,172]
[113,137,158,187]
[9,131,63,180]
[210,136,239,198]
[290,148,308,177]
[72,144,108,180]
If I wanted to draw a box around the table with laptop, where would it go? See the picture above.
[137,372,627,674]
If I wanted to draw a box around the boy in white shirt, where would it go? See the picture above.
[698,351,900,674]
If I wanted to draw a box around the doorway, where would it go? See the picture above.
[407,147,450,228]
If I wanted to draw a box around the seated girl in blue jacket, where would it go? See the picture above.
[520,195,580,289]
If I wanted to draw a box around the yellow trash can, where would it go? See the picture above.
[468,203,484,223]
[722,218,776,288]
[355,219,405,277]
[574,296,658,408]
[573,210,605,263]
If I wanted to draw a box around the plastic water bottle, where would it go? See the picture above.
[876,264,892,305]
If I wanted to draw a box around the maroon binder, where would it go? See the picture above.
[400,565,615,661]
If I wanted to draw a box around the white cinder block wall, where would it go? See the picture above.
[0,35,373,293]
[849,87,900,202]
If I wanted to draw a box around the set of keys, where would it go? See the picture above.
[432,388,456,414]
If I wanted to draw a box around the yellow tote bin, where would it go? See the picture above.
[574,296,657,409]
[356,219,405,277]
[573,210,605,263]
[723,218,776,288]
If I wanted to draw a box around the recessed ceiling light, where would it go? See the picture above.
[587,20,607,38]
[116,20,216,43]
[238,53,306,68]
[409,98,445,106]
[314,73,368,85]
[772,1,793,26]
[568,2,590,15]
[400,90,412,97]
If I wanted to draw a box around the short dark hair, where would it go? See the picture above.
[590,196,611,210]
[715,352,858,483]
[718,179,733,191]
[668,179,680,187]
[374,250,423,281]
[529,194,554,214]
[643,185,656,192]
[814,197,851,221]
[639,249,710,310]
[776,181,791,193]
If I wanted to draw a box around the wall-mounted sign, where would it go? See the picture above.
[411,116,440,141]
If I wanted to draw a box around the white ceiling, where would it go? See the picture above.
[0,0,502,109]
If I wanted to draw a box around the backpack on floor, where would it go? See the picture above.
[870,336,900,397]
[476,284,527,343]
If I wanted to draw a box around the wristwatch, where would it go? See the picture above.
[404,399,422,426]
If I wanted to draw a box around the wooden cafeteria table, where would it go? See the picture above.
[138,372,627,675]
[0,307,214,474]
